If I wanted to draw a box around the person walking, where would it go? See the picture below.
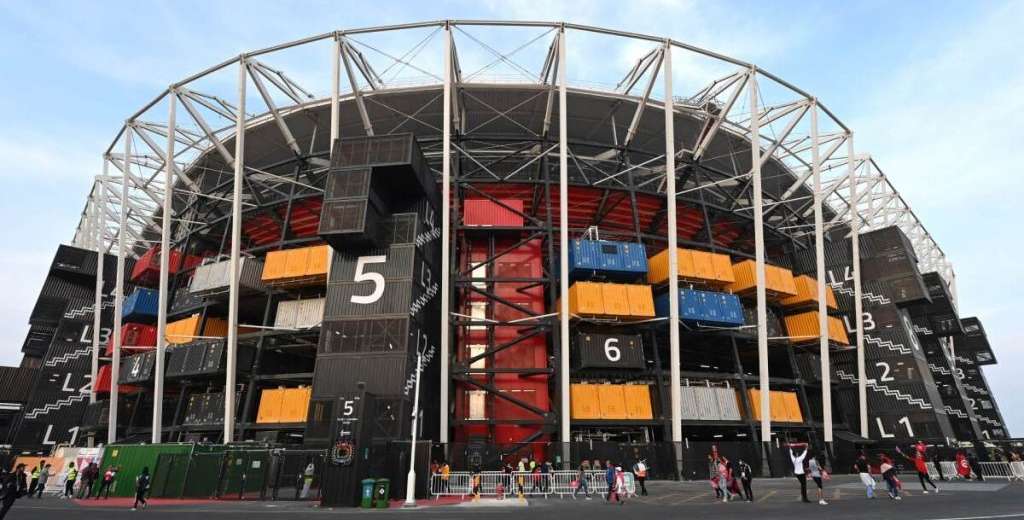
[737,459,754,502]
[79,462,98,499]
[717,456,732,502]
[879,455,901,500]
[808,453,828,505]
[899,447,939,494]
[604,462,616,502]
[96,466,116,499]
[708,455,722,500]
[0,464,28,520]
[540,460,551,493]
[967,452,984,481]
[854,453,876,499]
[439,460,450,494]
[933,452,946,481]
[299,461,315,499]
[34,464,51,498]
[613,466,627,505]
[956,451,972,479]
[132,467,150,510]
[790,443,811,503]
[572,462,591,499]
[62,462,78,499]
[632,459,648,496]
[27,462,42,498]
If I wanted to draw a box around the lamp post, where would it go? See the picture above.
[404,351,424,507]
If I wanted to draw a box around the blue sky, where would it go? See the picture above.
[1,1,1021,435]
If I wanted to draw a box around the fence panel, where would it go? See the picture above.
[428,470,635,499]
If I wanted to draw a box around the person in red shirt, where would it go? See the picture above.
[899,446,939,494]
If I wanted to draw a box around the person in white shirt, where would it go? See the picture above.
[790,443,811,503]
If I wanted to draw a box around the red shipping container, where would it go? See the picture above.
[94,365,140,394]
[131,246,203,285]
[463,199,525,228]
[104,323,157,356]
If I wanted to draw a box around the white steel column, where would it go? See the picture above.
[91,172,106,406]
[811,101,832,443]
[330,35,341,145]
[225,57,247,443]
[439,24,452,444]
[663,41,683,452]
[749,71,771,443]
[557,26,571,454]
[153,92,176,443]
[849,135,867,437]
[110,129,131,444]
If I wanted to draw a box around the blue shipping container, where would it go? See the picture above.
[568,239,648,280]
[655,289,744,327]
[123,287,159,321]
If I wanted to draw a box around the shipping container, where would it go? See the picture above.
[165,315,229,344]
[274,298,326,330]
[746,389,802,422]
[256,388,285,424]
[119,350,156,385]
[715,387,743,421]
[280,387,312,423]
[623,385,654,420]
[782,311,850,345]
[570,384,601,419]
[728,260,798,299]
[463,199,525,228]
[779,275,838,310]
[567,239,647,280]
[104,322,157,355]
[189,257,266,297]
[647,248,734,286]
[692,386,720,421]
[654,289,744,327]
[564,282,655,320]
[122,288,159,321]
[573,332,645,369]
[262,244,330,287]
[597,385,628,419]
[318,317,422,355]
[311,353,417,399]
[318,197,388,248]
[680,386,699,420]
[130,247,202,286]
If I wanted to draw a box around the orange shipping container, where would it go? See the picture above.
[623,385,654,420]
[647,248,733,286]
[728,260,798,299]
[280,387,312,423]
[600,284,631,318]
[283,247,312,278]
[598,385,628,419]
[781,391,804,423]
[256,388,285,424]
[570,384,601,419]
[262,244,329,286]
[306,245,330,277]
[780,275,837,309]
[261,249,289,281]
[783,311,849,345]
[711,254,735,284]
[690,250,717,281]
[625,284,655,318]
[747,389,763,421]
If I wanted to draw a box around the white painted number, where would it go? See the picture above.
[898,416,915,437]
[341,400,355,416]
[350,256,386,304]
[876,362,894,382]
[604,338,621,362]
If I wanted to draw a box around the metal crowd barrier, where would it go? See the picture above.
[429,470,635,498]
[925,462,940,481]
[1010,461,1024,481]
[927,460,1024,482]
[939,461,962,480]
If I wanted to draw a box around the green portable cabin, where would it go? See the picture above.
[95,443,194,497]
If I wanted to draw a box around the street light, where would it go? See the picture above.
[404,350,423,507]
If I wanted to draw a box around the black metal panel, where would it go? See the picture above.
[119,351,156,385]
[330,244,435,284]
[324,279,432,319]
[318,198,388,248]
[165,346,191,378]
[311,353,415,399]
[573,332,645,369]
[181,342,208,376]
[318,317,415,355]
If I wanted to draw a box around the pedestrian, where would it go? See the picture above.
[299,461,315,499]
[79,462,98,499]
[439,460,450,494]
[956,451,972,479]
[0,464,28,520]
[540,460,551,493]
[632,459,648,496]
[933,451,945,481]
[899,447,939,494]
[604,462,616,502]
[790,443,811,503]
[132,467,150,510]
[737,459,754,502]
[471,465,482,501]
[34,464,51,498]
[96,466,116,499]
[592,459,602,472]
[614,466,627,505]
[879,455,901,500]
[807,453,828,505]
[708,454,722,500]
[854,453,876,499]
[717,456,732,502]
[62,462,78,499]
[28,462,42,498]
[572,462,591,499]
[516,458,526,497]
[967,452,984,481]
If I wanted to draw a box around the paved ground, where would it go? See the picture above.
[5,476,1023,519]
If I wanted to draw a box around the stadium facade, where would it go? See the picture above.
[0,20,1011,502]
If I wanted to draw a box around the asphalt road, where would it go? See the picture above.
[6,476,1023,519]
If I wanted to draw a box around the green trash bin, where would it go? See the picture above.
[360,479,376,508]
[373,478,390,508]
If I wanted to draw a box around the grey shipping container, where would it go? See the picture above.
[274,298,325,330]
[680,387,699,420]
[693,386,721,421]
[189,257,266,297]
[715,388,742,421]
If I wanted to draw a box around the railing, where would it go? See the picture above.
[978,461,1024,481]
[429,470,636,498]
